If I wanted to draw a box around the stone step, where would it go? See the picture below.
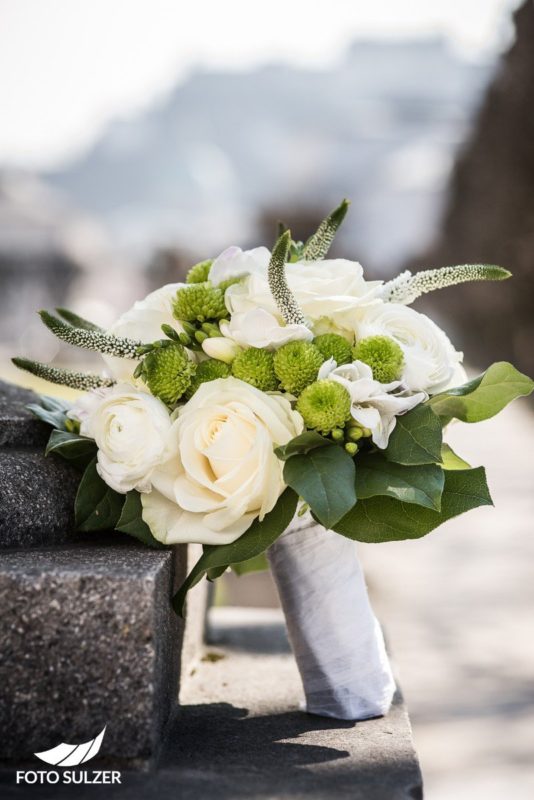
[0,540,207,766]
[0,607,422,799]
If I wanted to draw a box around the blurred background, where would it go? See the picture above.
[1,0,533,797]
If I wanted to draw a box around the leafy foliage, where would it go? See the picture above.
[283,445,356,528]
[116,491,167,548]
[384,405,443,465]
[45,429,97,471]
[27,395,72,430]
[334,467,492,543]
[274,431,331,460]
[172,488,298,616]
[355,453,444,511]
[74,458,124,532]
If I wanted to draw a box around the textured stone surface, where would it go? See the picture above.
[0,607,422,798]
[0,380,50,448]
[0,542,207,765]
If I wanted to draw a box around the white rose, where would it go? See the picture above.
[209,245,271,286]
[103,283,187,382]
[319,359,426,449]
[73,384,172,494]
[225,259,383,334]
[141,377,303,545]
[218,309,313,350]
[354,303,463,394]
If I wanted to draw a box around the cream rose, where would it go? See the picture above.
[354,303,464,394]
[103,283,187,382]
[141,377,303,545]
[225,258,383,335]
[73,384,172,494]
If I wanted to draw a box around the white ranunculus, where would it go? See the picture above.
[73,384,172,493]
[103,283,187,382]
[209,245,271,286]
[141,377,303,545]
[225,259,383,334]
[219,308,313,350]
[319,359,426,449]
[354,303,463,394]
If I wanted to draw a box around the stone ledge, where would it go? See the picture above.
[0,542,206,765]
[0,380,50,449]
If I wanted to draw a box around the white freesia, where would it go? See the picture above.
[354,303,463,394]
[219,308,313,350]
[72,384,172,493]
[201,336,241,363]
[103,283,187,382]
[209,245,271,286]
[319,359,426,449]
[225,259,383,334]
[141,377,303,545]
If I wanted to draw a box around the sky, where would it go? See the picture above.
[0,0,520,169]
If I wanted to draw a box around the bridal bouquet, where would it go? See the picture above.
[14,200,533,688]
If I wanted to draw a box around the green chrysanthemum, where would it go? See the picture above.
[141,343,196,405]
[186,259,213,284]
[296,380,352,434]
[352,335,404,384]
[185,358,230,399]
[273,341,324,395]
[313,333,353,365]
[173,282,228,323]
[232,348,278,392]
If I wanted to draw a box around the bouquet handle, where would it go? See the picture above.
[268,516,395,721]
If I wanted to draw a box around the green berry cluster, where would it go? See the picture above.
[296,380,352,434]
[273,341,323,394]
[185,358,230,399]
[173,282,228,323]
[232,348,278,392]
[140,343,196,405]
[186,259,213,284]
[313,333,353,365]
[352,335,404,383]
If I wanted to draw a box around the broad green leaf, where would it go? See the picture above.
[283,445,356,528]
[75,458,125,532]
[385,405,442,465]
[231,552,269,575]
[440,443,471,470]
[334,467,492,543]
[116,491,166,549]
[172,488,298,617]
[274,431,331,460]
[27,395,71,430]
[207,565,228,581]
[45,429,97,471]
[428,362,534,422]
[355,453,444,511]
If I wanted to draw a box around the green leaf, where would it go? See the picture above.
[172,488,298,617]
[207,565,228,581]
[283,445,356,528]
[231,552,269,575]
[115,491,167,548]
[26,395,72,430]
[274,431,331,460]
[428,362,534,423]
[334,467,492,543]
[45,429,97,471]
[440,443,471,470]
[355,453,444,511]
[385,405,443,465]
[75,458,125,532]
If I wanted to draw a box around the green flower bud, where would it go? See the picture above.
[330,428,344,442]
[185,358,231,399]
[186,259,213,284]
[345,442,358,456]
[352,335,404,383]
[231,348,278,392]
[273,341,324,395]
[141,343,196,405]
[313,333,353,365]
[296,380,352,434]
[346,425,364,442]
[173,282,228,323]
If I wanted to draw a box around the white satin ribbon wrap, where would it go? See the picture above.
[268,515,396,720]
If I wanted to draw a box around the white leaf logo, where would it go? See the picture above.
[34,726,107,766]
